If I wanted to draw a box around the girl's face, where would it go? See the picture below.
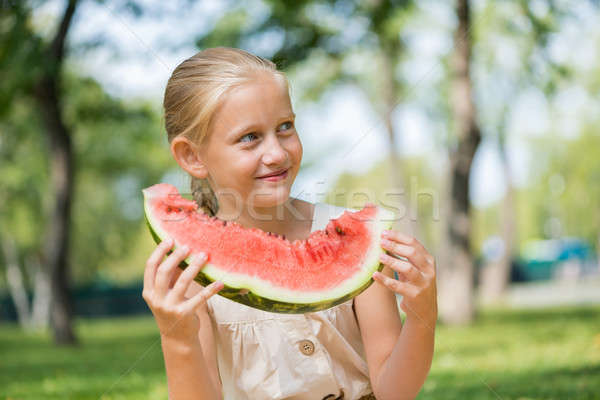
[199,72,303,213]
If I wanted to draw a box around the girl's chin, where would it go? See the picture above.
[247,188,291,208]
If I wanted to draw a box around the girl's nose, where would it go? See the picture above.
[262,135,287,165]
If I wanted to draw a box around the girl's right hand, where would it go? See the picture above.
[142,237,224,344]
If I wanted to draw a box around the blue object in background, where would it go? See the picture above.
[518,237,595,281]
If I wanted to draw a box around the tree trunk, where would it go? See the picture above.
[35,74,77,345]
[33,0,79,345]
[479,135,516,304]
[1,236,31,329]
[0,237,51,331]
[27,253,52,330]
[438,0,481,325]
[380,49,422,239]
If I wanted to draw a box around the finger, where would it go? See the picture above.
[372,271,419,298]
[379,253,424,284]
[380,238,429,274]
[155,245,191,297]
[382,231,436,276]
[381,264,409,282]
[170,253,208,301]
[168,267,184,290]
[182,280,224,313]
[382,230,425,249]
[144,238,173,293]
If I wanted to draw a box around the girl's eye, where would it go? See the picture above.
[279,121,293,131]
[240,133,258,143]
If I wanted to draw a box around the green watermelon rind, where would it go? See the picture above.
[143,195,395,313]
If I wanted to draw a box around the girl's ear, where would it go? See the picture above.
[170,136,208,179]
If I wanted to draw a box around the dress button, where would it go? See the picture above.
[322,389,344,399]
[298,339,315,355]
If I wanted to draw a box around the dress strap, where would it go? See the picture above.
[311,202,355,233]
[310,202,323,233]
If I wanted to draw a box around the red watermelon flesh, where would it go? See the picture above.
[143,183,395,313]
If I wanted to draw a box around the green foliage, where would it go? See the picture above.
[326,156,441,247]
[472,120,600,255]
[0,1,44,115]
[0,306,598,399]
[525,124,600,246]
[0,96,49,255]
[0,0,188,293]
[196,0,415,105]
[63,72,174,284]
[0,67,175,287]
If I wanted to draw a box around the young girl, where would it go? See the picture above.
[142,47,437,400]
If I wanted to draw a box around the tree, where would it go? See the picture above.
[0,0,80,344]
[475,0,579,302]
[525,126,600,250]
[0,0,173,343]
[36,0,79,345]
[437,0,481,324]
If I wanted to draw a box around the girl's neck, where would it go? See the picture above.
[216,197,315,242]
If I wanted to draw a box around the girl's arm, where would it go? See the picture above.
[354,232,437,400]
[160,301,222,400]
[142,240,223,400]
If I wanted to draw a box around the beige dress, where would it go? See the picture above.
[206,202,374,400]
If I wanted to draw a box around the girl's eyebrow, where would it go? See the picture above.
[229,113,296,139]
[229,123,260,139]
[275,113,296,124]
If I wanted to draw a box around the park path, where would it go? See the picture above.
[495,277,600,308]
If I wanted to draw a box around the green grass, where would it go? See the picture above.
[420,307,600,400]
[1,306,599,399]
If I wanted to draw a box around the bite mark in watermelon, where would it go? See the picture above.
[142,183,396,313]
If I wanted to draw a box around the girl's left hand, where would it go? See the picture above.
[373,230,438,327]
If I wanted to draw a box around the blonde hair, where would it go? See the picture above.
[163,47,289,216]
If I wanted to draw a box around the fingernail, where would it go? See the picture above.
[382,230,390,237]
[181,245,190,253]
[373,271,381,279]
[192,253,206,263]
[212,281,224,290]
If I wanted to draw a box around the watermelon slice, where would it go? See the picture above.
[142,183,395,313]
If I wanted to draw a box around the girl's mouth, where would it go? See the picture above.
[257,169,288,182]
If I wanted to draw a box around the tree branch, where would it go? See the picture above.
[50,0,79,63]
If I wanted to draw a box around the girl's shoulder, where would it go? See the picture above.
[311,201,357,233]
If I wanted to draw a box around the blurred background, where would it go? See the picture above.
[1,0,599,399]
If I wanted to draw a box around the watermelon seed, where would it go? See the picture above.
[177,208,182,212]
[335,226,343,235]
[167,206,172,213]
